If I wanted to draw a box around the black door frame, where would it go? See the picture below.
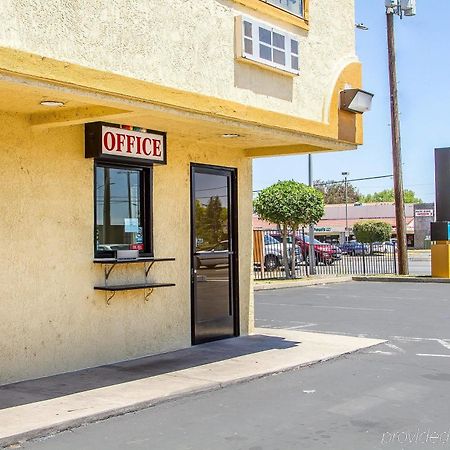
[190,163,240,345]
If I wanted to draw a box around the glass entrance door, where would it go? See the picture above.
[191,165,238,344]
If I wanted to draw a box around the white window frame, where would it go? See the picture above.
[263,0,304,18]
[235,16,300,76]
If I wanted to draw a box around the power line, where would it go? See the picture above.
[252,174,394,193]
[314,174,393,187]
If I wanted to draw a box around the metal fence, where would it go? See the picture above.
[253,229,397,280]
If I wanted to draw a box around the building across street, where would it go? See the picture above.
[253,202,435,248]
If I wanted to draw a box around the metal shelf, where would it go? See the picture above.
[93,257,176,304]
[94,283,176,291]
[93,257,175,264]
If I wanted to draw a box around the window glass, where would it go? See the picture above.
[259,44,272,61]
[259,27,272,45]
[273,49,285,65]
[264,0,303,17]
[244,20,253,37]
[95,165,147,255]
[194,172,229,252]
[273,32,285,49]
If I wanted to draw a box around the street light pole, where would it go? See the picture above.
[386,4,409,275]
[342,171,349,243]
[308,154,316,275]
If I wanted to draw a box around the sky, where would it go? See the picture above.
[253,0,449,203]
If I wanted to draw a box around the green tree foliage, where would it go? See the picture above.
[314,179,361,204]
[195,197,228,249]
[361,189,422,204]
[353,220,392,244]
[253,180,324,278]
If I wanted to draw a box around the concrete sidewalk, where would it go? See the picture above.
[0,328,384,448]
[254,275,353,290]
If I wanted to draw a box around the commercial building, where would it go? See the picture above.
[254,202,435,248]
[0,0,365,384]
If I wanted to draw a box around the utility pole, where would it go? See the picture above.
[342,172,349,243]
[308,154,316,274]
[386,0,413,275]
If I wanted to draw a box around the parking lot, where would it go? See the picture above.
[23,280,450,450]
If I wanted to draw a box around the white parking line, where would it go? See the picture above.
[311,305,395,312]
[437,339,450,350]
[385,343,405,353]
[416,353,450,358]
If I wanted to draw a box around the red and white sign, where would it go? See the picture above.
[101,125,165,163]
[85,122,167,165]
[415,209,434,217]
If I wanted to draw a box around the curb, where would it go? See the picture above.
[254,276,353,291]
[0,338,384,448]
[353,276,450,283]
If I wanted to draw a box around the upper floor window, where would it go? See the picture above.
[263,0,304,18]
[236,16,300,75]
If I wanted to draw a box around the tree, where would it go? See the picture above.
[314,179,361,204]
[195,197,227,250]
[361,189,422,204]
[253,180,324,278]
[353,221,392,253]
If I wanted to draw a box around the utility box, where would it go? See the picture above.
[431,148,450,278]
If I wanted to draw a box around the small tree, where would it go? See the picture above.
[353,220,392,253]
[254,180,324,278]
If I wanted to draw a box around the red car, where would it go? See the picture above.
[271,233,341,265]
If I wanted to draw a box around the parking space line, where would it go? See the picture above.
[416,353,450,358]
[311,305,395,312]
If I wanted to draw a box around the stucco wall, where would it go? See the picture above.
[1,0,356,123]
[0,111,253,385]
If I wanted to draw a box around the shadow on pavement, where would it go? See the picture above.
[0,334,298,410]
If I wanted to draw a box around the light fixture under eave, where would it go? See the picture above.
[40,100,65,107]
[222,133,240,138]
[340,89,374,114]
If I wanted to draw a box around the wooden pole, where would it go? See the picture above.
[386,11,409,275]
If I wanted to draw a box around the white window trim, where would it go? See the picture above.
[235,16,300,76]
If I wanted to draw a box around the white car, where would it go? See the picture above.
[372,241,396,254]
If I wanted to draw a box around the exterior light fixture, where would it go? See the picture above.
[340,89,374,114]
[222,133,240,138]
[39,100,65,107]
[355,23,369,30]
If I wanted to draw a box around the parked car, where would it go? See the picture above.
[340,240,369,256]
[271,233,341,265]
[196,240,229,268]
[262,234,303,271]
[372,241,396,254]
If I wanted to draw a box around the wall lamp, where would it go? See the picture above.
[340,89,374,114]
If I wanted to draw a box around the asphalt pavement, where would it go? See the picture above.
[20,281,450,450]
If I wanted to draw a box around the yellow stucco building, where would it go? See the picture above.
[0,0,367,385]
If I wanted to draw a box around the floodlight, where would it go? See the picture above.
[340,89,374,114]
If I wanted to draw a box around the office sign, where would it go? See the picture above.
[85,122,167,165]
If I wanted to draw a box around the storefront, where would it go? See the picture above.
[0,0,364,385]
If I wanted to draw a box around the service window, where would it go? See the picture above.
[94,163,152,258]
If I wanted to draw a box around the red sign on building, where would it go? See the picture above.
[85,122,167,165]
